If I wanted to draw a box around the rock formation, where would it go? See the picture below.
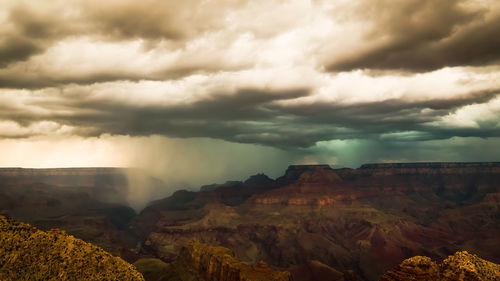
[379,251,500,281]
[0,215,144,280]
[173,239,292,281]
[134,239,292,281]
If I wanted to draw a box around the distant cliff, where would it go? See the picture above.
[379,251,500,281]
[350,162,500,175]
[0,167,125,176]
[0,167,130,204]
[0,215,144,281]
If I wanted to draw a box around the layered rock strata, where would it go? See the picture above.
[172,239,292,281]
[135,239,292,281]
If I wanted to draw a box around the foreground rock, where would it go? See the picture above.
[0,215,144,281]
[379,251,500,281]
[134,239,292,281]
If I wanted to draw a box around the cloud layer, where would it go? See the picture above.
[1,0,499,167]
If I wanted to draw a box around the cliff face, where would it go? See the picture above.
[134,162,500,281]
[135,239,292,281]
[173,239,292,281]
[0,215,144,281]
[256,162,500,205]
[379,251,500,281]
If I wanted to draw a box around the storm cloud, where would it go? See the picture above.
[328,0,500,71]
[1,0,500,173]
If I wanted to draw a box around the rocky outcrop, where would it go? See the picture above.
[379,251,500,281]
[276,165,334,185]
[135,239,292,281]
[0,215,144,280]
[174,239,292,281]
[378,256,440,280]
[173,239,291,281]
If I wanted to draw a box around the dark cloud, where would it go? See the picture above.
[328,0,500,71]
[1,85,499,148]
[267,89,500,144]
[0,73,139,89]
[7,4,68,39]
[272,89,498,120]
[0,88,309,142]
[0,64,251,90]
[0,36,41,67]
[0,3,71,66]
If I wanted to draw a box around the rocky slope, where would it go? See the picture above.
[379,251,500,281]
[133,163,500,280]
[134,239,292,281]
[0,215,144,280]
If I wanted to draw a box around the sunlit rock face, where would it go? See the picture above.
[133,162,500,281]
[0,215,144,281]
[379,251,500,281]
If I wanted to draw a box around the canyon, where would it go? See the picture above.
[0,162,499,280]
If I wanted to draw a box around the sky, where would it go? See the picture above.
[1,0,500,189]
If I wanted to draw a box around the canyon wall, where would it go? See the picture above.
[134,162,500,280]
